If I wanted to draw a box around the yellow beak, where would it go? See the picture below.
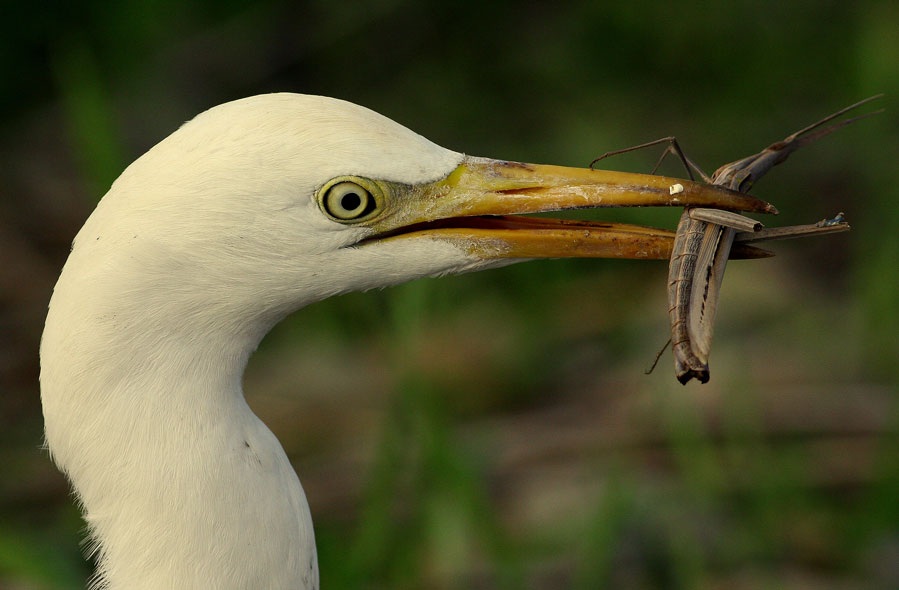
[371,156,776,260]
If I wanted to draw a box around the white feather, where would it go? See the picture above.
[40,94,490,589]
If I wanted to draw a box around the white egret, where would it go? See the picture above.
[40,93,773,589]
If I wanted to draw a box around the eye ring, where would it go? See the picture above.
[319,178,384,222]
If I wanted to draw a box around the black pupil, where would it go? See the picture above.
[341,192,362,211]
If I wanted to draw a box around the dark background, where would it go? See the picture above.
[2,1,897,588]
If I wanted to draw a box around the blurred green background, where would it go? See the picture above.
[2,0,897,588]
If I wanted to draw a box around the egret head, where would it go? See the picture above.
[59,93,772,344]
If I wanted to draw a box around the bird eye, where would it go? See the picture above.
[320,179,382,222]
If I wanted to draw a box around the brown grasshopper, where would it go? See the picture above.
[666,96,880,383]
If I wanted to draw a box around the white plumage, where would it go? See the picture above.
[40,93,772,588]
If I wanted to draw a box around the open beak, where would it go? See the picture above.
[371,156,777,260]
